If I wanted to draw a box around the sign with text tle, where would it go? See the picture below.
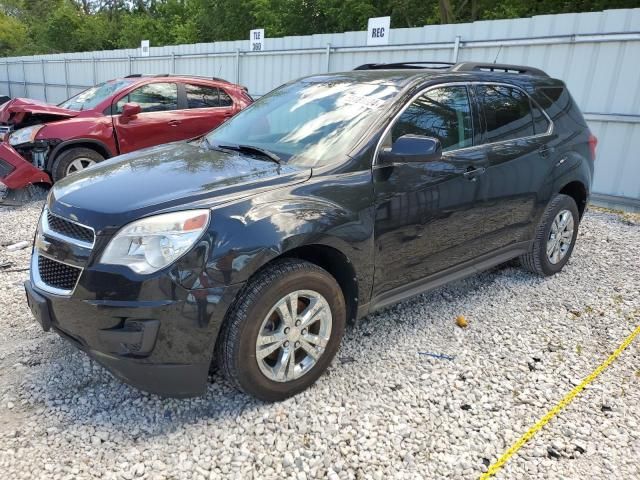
[250,29,265,52]
[367,17,390,46]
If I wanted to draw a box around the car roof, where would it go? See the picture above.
[124,74,240,88]
[299,62,565,91]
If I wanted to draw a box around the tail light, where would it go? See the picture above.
[588,133,598,161]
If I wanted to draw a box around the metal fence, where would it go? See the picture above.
[1,8,639,205]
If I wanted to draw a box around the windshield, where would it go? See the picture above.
[205,80,400,167]
[59,79,136,111]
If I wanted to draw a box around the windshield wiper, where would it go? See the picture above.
[217,144,281,165]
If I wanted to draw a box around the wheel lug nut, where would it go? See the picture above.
[301,329,307,335]
[294,341,300,348]
[295,320,301,326]
[284,341,289,347]
[284,327,290,334]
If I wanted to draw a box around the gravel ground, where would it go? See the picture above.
[0,200,638,480]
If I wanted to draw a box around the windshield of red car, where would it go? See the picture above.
[205,80,400,167]
[58,79,136,111]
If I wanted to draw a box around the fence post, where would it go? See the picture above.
[172,52,176,74]
[128,56,132,75]
[63,58,70,98]
[452,35,461,62]
[325,43,331,72]
[41,59,47,102]
[21,60,27,97]
[92,57,97,86]
[235,48,240,84]
[4,62,11,98]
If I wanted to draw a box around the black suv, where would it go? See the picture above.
[25,62,596,401]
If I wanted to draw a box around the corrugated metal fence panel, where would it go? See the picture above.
[0,8,639,201]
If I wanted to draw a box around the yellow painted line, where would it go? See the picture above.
[480,321,640,479]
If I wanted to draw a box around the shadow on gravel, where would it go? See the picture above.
[20,261,544,439]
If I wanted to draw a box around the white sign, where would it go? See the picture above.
[367,17,390,46]
[140,40,150,57]
[250,29,265,52]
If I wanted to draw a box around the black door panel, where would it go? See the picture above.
[474,84,555,249]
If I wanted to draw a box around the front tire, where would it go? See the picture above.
[520,193,580,276]
[51,147,104,182]
[216,258,346,401]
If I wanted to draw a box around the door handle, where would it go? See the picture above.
[168,120,181,127]
[463,166,486,181]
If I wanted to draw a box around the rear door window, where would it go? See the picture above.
[476,85,535,142]
[116,83,178,113]
[392,85,473,152]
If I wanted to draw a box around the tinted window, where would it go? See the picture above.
[219,89,233,107]
[116,83,178,113]
[532,103,550,134]
[392,85,473,151]
[477,85,534,142]
[186,84,219,108]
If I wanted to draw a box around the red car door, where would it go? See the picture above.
[112,82,186,154]
[179,83,238,137]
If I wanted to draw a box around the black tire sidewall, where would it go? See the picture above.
[538,195,580,275]
[233,267,345,401]
[52,147,104,182]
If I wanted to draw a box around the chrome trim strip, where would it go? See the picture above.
[30,249,84,297]
[373,80,555,166]
[43,208,95,249]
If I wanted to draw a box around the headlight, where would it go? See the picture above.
[9,125,44,146]
[100,210,210,274]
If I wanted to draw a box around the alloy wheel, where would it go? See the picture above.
[255,289,332,383]
[546,209,574,264]
[65,157,96,176]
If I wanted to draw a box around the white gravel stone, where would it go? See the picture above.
[0,201,638,479]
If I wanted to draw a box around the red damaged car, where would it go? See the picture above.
[0,75,253,189]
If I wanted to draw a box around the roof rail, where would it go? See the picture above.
[354,61,454,71]
[125,73,232,83]
[352,61,549,77]
[450,62,549,77]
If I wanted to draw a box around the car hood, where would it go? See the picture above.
[0,98,79,126]
[49,141,312,234]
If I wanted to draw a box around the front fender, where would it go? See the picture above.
[173,171,376,304]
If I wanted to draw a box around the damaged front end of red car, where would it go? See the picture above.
[0,98,78,190]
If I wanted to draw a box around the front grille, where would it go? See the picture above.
[37,255,82,291]
[0,158,14,178]
[47,212,95,244]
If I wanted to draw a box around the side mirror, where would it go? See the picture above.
[120,102,141,120]
[379,134,442,164]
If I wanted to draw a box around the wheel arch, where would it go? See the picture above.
[278,244,359,324]
[231,242,360,325]
[47,139,114,171]
[559,180,588,218]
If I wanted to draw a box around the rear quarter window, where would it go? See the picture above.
[476,85,535,142]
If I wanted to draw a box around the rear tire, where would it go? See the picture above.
[216,258,345,401]
[520,193,580,276]
[51,147,104,182]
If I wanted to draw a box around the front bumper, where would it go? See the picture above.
[0,142,51,189]
[25,275,243,397]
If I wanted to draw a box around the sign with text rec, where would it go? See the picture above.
[250,29,265,52]
[367,17,390,46]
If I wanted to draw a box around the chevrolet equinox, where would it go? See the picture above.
[25,62,597,401]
